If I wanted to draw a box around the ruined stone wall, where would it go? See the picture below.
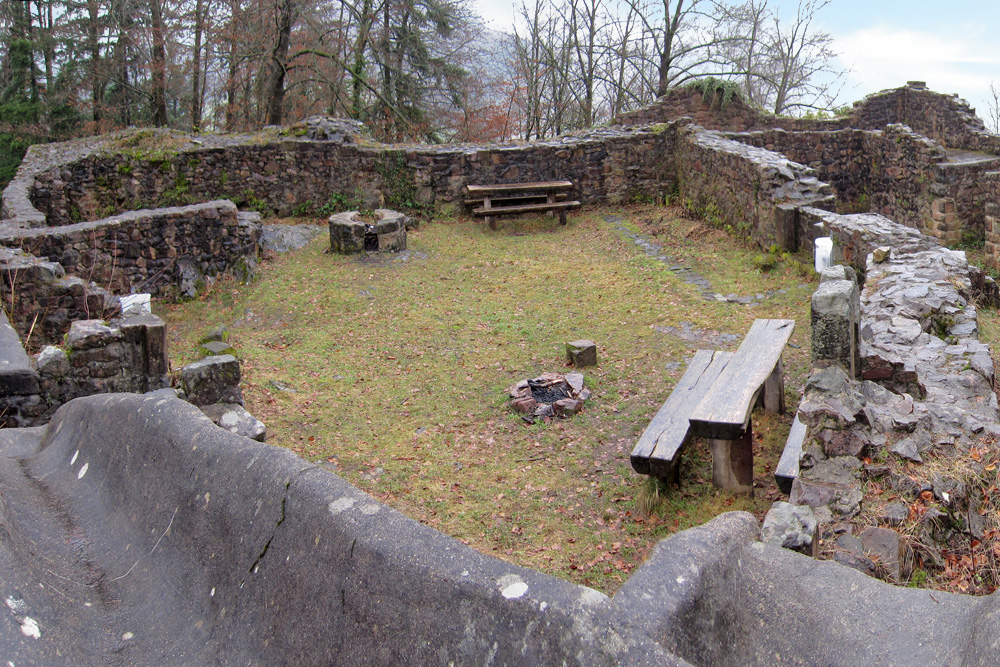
[727,129,870,208]
[730,125,946,230]
[24,128,677,226]
[859,125,944,229]
[616,83,1000,155]
[32,315,169,423]
[613,87,851,132]
[0,247,119,347]
[0,201,259,301]
[0,308,168,427]
[933,158,1000,237]
[674,127,835,250]
[853,84,998,152]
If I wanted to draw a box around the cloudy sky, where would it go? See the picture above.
[470,0,1000,121]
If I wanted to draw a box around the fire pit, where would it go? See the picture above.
[329,209,408,254]
[509,372,591,422]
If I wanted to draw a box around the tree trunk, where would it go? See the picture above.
[265,0,295,126]
[656,0,686,98]
[149,0,168,126]
[87,0,103,122]
[191,0,205,131]
[349,0,372,119]
[224,0,241,130]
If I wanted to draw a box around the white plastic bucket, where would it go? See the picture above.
[814,237,833,273]
[120,293,152,316]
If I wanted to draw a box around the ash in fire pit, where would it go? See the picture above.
[509,372,591,422]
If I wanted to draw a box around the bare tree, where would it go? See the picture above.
[988,81,1000,134]
[754,0,842,114]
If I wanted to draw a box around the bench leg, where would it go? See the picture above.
[559,209,567,225]
[709,425,754,495]
[486,215,497,231]
[763,356,785,415]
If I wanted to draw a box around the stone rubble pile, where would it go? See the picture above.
[775,224,1000,584]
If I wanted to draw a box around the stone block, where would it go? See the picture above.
[67,320,121,349]
[36,346,70,377]
[122,313,169,377]
[181,355,243,406]
[201,403,267,442]
[818,264,857,284]
[811,279,861,378]
[565,340,597,367]
[553,398,582,416]
[931,198,955,216]
[858,526,908,583]
[760,501,819,557]
[0,312,39,396]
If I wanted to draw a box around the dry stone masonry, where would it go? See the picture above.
[3,81,1000,663]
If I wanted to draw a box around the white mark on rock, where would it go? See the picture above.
[676,576,686,584]
[461,570,469,577]
[539,601,548,611]
[359,503,380,516]
[501,581,528,600]
[210,588,216,597]
[77,463,89,479]
[84,602,92,608]
[220,411,240,428]
[5,597,25,615]
[328,497,356,514]
[122,632,134,641]
[20,617,40,639]
[70,450,79,465]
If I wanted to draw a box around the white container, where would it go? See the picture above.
[120,293,152,316]
[814,237,833,273]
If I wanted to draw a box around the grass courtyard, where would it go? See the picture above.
[163,206,818,593]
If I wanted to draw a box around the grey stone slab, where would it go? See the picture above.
[0,311,38,395]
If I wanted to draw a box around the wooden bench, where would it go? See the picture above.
[630,319,795,494]
[466,181,581,230]
[775,414,807,494]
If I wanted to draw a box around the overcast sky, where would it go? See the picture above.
[469,0,1000,121]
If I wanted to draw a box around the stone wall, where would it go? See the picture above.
[20,126,677,227]
[7,82,1000,300]
[852,83,998,152]
[0,200,259,303]
[0,247,119,346]
[613,86,852,133]
[0,308,169,427]
[728,125,947,231]
[616,82,999,155]
[34,315,170,422]
[675,127,836,250]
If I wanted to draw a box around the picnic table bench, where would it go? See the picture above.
[630,319,795,494]
[466,181,581,230]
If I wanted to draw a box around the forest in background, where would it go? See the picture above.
[0,0,843,187]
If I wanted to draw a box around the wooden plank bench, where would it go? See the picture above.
[466,181,581,230]
[630,319,795,495]
[775,414,807,495]
[630,350,733,482]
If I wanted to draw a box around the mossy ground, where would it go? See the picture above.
[162,205,817,593]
